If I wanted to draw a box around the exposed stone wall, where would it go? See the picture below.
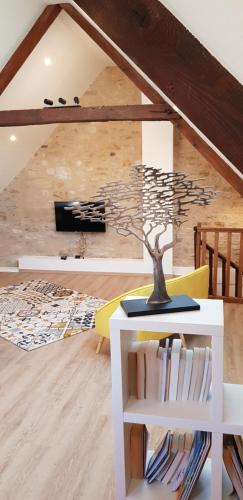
[0,66,242,269]
[0,67,142,266]
[173,128,243,267]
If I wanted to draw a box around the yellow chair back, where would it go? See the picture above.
[95,265,209,341]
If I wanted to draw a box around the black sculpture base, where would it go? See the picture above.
[120,294,200,317]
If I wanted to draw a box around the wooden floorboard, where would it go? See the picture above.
[0,271,242,500]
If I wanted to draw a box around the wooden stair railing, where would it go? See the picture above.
[194,224,243,303]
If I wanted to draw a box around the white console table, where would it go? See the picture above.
[110,298,242,500]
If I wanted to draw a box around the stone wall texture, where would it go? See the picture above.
[0,67,142,266]
[1,66,242,268]
[173,128,243,267]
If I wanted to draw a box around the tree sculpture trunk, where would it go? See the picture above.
[147,253,171,304]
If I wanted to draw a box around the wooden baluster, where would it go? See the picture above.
[193,226,197,268]
[201,230,207,265]
[222,260,226,296]
[225,232,232,297]
[195,223,201,268]
[209,249,213,295]
[213,231,219,296]
[237,232,243,297]
[235,269,239,297]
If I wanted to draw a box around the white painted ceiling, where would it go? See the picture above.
[160,0,243,85]
[0,0,48,70]
[0,3,113,191]
[1,0,243,191]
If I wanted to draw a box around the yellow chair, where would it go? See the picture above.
[95,265,209,353]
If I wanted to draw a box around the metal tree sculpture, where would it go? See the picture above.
[66,165,215,304]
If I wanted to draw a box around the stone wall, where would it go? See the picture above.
[0,67,143,266]
[0,65,242,269]
[173,128,243,267]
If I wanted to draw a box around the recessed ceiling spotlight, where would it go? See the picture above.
[9,135,17,142]
[173,104,179,112]
[44,57,52,66]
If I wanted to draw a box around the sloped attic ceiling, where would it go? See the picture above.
[0,4,113,191]
[73,0,243,183]
[1,0,242,191]
[160,0,243,85]
[0,0,47,69]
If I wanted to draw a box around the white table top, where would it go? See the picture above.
[110,297,224,336]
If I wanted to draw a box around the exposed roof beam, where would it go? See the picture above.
[0,4,61,96]
[175,121,243,197]
[0,104,178,127]
[73,0,243,175]
[60,4,168,107]
[0,3,242,195]
[61,3,243,196]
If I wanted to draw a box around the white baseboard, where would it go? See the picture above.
[18,256,191,275]
[19,256,153,274]
[0,263,197,276]
[0,267,19,273]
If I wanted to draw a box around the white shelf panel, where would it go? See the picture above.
[124,397,211,431]
[223,383,243,434]
[126,460,236,500]
[110,298,224,336]
[110,299,228,500]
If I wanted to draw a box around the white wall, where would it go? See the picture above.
[0,10,112,191]
[142,95,173,275]
[0,0,47,69]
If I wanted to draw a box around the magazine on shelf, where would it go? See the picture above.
[177,349,186,401]
[169,339,182,401]
[188,348,200,401]
[128,339,212,404]
[194,347,206,401]
[144,429,211,498]
[181,349,193,401]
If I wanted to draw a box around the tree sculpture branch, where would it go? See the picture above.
[65,165,215,304]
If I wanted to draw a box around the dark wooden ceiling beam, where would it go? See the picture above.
[73,0,243,175]
[61,3,243,195]
[0,104,178,127]
[0,3,242,195]
[0,4,61,96]
[60,3,167,107]
[175,121,243,197]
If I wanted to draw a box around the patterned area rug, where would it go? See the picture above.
[0,280,106,351]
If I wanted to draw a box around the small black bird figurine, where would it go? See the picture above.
[74,96,80,105]
[58,97,66,105]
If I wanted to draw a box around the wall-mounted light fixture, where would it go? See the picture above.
[58,97,66,105]
[44,98,53,106]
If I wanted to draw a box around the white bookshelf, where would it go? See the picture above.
[110,298,242,500]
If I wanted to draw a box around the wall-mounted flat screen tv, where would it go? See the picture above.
[54,201,106,232]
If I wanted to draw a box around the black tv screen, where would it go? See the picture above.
[54,201,106,232]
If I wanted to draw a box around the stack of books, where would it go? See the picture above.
[145,429,211,499]
[128,339,212,402]
[223,434,243,497]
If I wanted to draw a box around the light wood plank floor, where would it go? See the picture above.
[0,271,242,500]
